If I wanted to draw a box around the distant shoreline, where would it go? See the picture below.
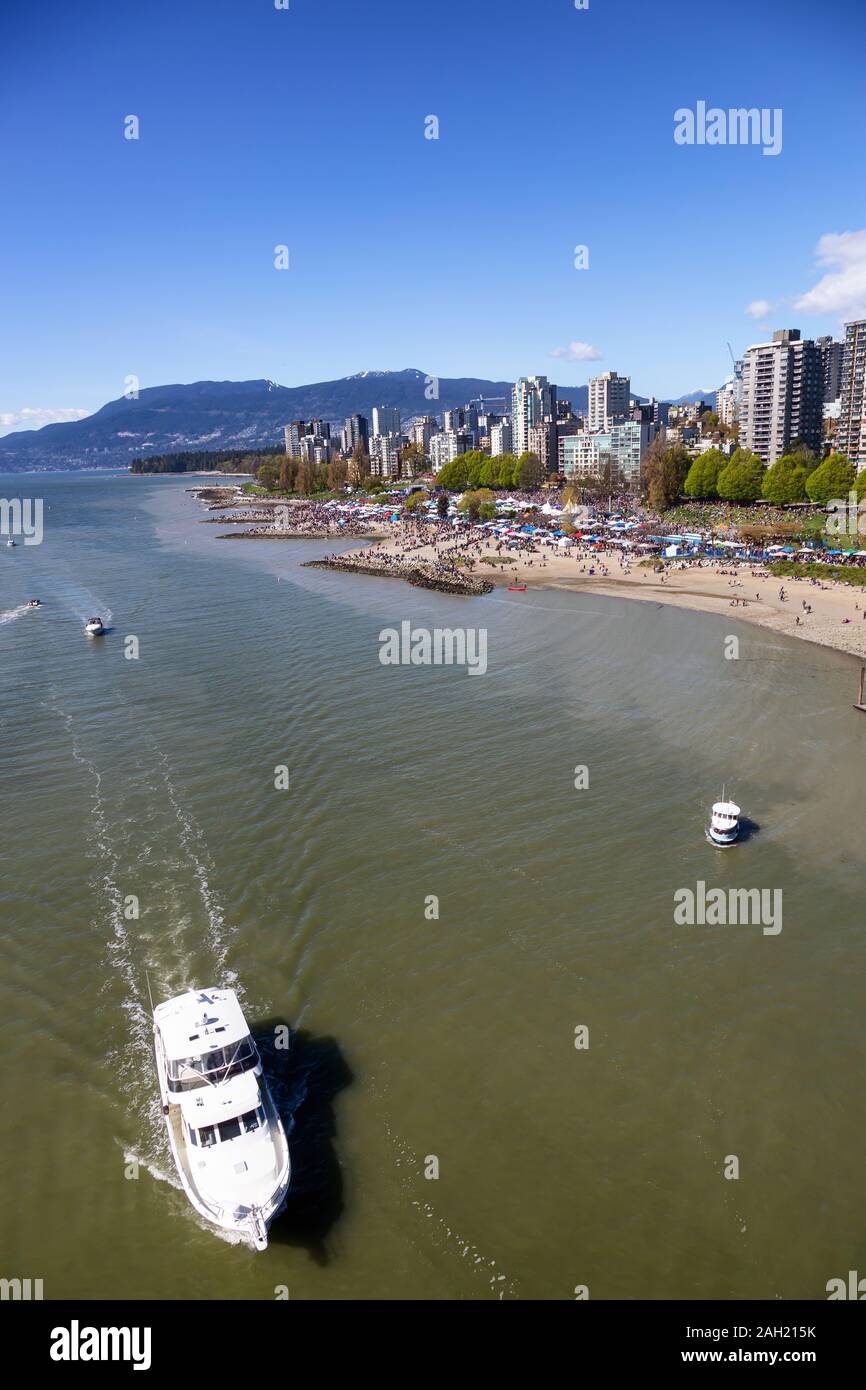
[180,482,866,664]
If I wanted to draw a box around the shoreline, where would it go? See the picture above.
[185,486,866,662]
[219,529,379,541]
[486,567,866,663]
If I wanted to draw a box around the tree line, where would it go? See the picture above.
[434,451,548,491]
[641,437,860,510]
[130,448,275,474]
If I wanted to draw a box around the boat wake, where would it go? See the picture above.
[52,576,113,626]
[377,1100,519,1299]
[0,603,35,626]
[47,690,242,1196]
[147,741,239,994]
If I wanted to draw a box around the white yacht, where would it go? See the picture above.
[153,988,291,1250]
[707,799,740,847]
[84,616,104,636]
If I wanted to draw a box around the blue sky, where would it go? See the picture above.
[1,0,865,434]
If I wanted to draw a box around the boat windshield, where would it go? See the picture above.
[194,1106,265,1148]
[168,1035,258,1092]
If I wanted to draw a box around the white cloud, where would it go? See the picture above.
[0,406,89,438]
[548,341,603,362]
[745,299,771,320]
[793,230,866,318]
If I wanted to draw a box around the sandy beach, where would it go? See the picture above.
[358,526,866,662]
[189,486,866,662]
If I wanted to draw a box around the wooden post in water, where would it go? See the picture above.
[855,667,866,712]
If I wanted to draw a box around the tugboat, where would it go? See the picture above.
[706,798,741,847]
[84,616,104,636]
[153,987,291,1251]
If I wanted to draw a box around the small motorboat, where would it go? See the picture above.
[153,987,291,1251]
[706,799,740,847]
[6,538,16,547]
[84,616,104,636]
[28,599,41,608]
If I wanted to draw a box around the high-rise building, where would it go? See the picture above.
[528,422,557,472]
[512,376,557,456]
[342,413,369,455]
[409,416,438,450]
[587,372,631,430]
[739,329,823,464]
[560,421,641,484]
[715,379,740,427]
[837,319,866,469]
[369,433,402,477]
[284,420,306,457]
[429,431,473,471]
[298,433,332,465]
[372,405,401,438]
[816,336,844,403]
[489,420,513,456]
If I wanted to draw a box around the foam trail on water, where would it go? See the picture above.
[0,603,34,626]
[52,576,113,625]
[50,698,148,1044]
[147,739,239,994]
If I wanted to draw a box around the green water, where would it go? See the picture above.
[1,473,863,1300]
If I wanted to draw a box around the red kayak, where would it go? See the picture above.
[508,584,527,591]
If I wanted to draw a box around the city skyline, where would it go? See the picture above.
[2,0,866,437]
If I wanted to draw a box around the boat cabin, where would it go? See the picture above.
[178,1069,266,1150]
[155,989,261,1093]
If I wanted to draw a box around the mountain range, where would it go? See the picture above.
[0,370,719,470]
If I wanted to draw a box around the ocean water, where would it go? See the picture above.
[0,472,863,1300]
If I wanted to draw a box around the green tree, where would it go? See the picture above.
[761,455,809,504]
[717,449,765,503]
[805,452,855,504]
[517,452,545,489]
[350,442,371,483]
[478,457,498,487]
[435,456,471,490]
[436,490,450,519]
[279,457,298,492]
[683,447,727,499]
[458,488,496,522]
[404,489,429,513]
[463,450,487,488]
[641,438,691,510]
[400,442,426,479]
[495,454,519,490]
[257,461,279,491]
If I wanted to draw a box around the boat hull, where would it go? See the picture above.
[706,827,739,847]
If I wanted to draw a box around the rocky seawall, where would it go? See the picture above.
[303,555,492,596]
